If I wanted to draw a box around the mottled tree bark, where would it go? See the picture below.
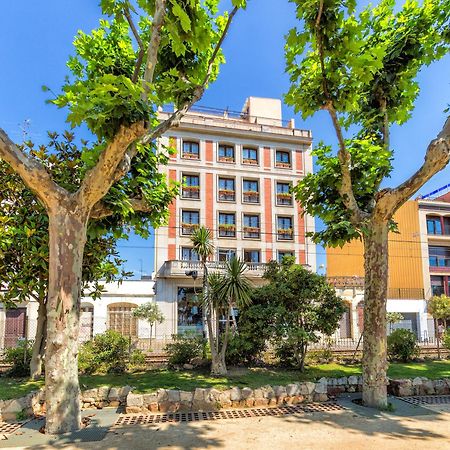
[362,220,389,408]
[30,297,47,380]
[45,206,89,434]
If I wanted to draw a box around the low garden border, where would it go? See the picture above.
[1,376,449,421]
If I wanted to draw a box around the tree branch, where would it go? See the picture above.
[376,117,450,217]
[143,0,167,99]
[124,6,146,83]
[314,3,366,223]
[90,197,152,219]
[0,128,67,208]
[77,122,146,208]
[141,6,239,145]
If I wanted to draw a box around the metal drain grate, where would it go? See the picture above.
[398,395,450,406]
[0,421,23,436]
[114,402,344,426]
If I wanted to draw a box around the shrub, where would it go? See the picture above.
[443,331,450,351]
[165,333,205,366]
[387,328,420,362]
[129,349,146,370]
[78,330,129,374]
[4,340,32,377]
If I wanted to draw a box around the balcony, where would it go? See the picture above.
[182,186,200,199]
[242,158,258,165]
[218,224,236,237]
[218,156,235,163]
[218,189,235,202]
[275,161,291,169]
[243,226,260,239]
[276,193,293,206]
[243,191,260,203]
[181,223,199,235]
[277,228,294,240]
[182,152,199,160]
[159,260,268,278]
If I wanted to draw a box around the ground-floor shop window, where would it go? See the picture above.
[177,287,203,335]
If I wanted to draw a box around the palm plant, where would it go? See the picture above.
[208,258,253,375]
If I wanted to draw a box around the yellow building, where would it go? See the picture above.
[327,188,450,342]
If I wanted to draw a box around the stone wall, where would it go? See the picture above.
[1,376,449,421]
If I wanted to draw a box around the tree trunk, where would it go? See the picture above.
[45,207,89,434]
[30,297,47,380]
[211,352,227,376]
[362,220,389,409]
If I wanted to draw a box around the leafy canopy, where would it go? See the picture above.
[0,132,135,307]
[286,0,450,246]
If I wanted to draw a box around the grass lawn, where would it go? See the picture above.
[1,360,449,401]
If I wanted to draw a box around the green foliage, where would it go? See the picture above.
[190,226,214,262]
[78,330,129,374]
[132,302,165,325]
[387,328,420,362]
[262,260,346,370]
[428,295,450,320]
[286,0,450,246]
[442,331,450,351]
[165,333,206,366]
[225,294,278,365]
[4,340,33,377]
[0,132,157,307]
[387,312,404,325]
[129,348,147,369]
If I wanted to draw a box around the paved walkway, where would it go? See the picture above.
[3,397,450,450]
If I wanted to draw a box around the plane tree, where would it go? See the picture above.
[0,0,245,433]
[286,0,450,408]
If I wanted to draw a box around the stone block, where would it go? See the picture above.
[183,364,194,370]
[434,380,449,395]
[253,388,264,399]
[180,391,194,403]
[127,393,143,407]
[193,388,206,401]
[108,388,121,401]
[143,393,158,405]
[245,399,255,407]
[126,406,143,414]
[81,389,98,402]
[109,401,120,408]
[206,388,221,402]
[389,379,412,397]
[168,390,181,403]
[230,387,241,402]
[119,386,133,400]
[263,386,275,399]
[315,381,328,395]
[337,377,348,386]
[348,376,359,385]
[423,380,435,395]
[313,393,328,402]
[159,402,179,413]
[273,386,287,397]
[148,402,159,412]
[97,387,110,401]
[298,382,315,395]
[157,389,169,403]
[241,387,253,400]
[327,386,345,396]
[286,384,298,396]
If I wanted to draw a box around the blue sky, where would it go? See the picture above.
[1,1,449,277]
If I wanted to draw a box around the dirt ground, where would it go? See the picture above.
[9,406,450,450]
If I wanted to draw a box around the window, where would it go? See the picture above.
[242,147,258,165]
[218,177,235,202]
[178,287,203,335]
[218,144,235,162]
[244,249,260,263]
[243,214,260,239]
[431,276,445,296]
[108,303,137,337]
[218,213,236,237]
[181,210,200,235]
[182,141,200,159]
[277,216,293,240]
[181,247,199,261]
[277,251,294,263]
[242,179,259,203]
[429,246,450,267]
[218,248,236,261]
[276,182,293,206]
[182,174,200,199]
[427,216,442,235]
[445,217,450,235]
[275,150,291,168]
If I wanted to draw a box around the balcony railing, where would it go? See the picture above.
[327,277,425,299]
[182,152,199,160]
[218,190,235,201]
[276,193,293,206]
[182,186,200,199]
[243,226,260,239]
[243,191,260,203]
[160,260,267,278]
